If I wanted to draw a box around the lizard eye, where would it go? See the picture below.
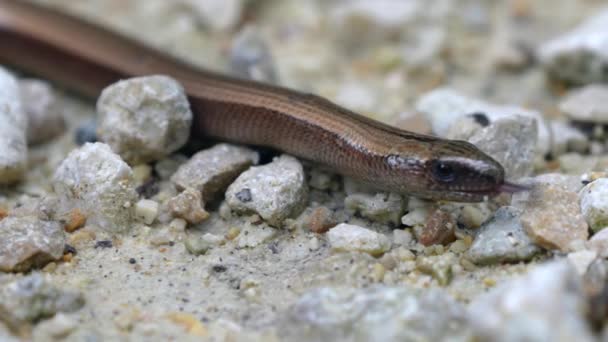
[432,160,456,183]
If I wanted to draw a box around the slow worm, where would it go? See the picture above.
[0,0,520,202]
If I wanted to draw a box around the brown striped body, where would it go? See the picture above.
[0,0,511,201]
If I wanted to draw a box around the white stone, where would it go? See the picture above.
[135,199,159,225]
[559,84,608,123]
[226,155,307,227]
[97,75,192,164]
[0,216,65,272]
[567,250,598,275]
[0,67,27,184]
[416,88,550,158]
[53,143,137,233]
[327,223,391,256]
[468,260,593,342]
[580,178,608,232]
[538,9,608,84]
[401,207,429,227]
[171,143,259,200]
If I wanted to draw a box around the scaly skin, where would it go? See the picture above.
[0,0,514,202]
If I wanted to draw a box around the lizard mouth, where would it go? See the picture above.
[430,181,531,202]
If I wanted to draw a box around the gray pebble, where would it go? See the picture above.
[538,9,608,84]
[226,155,307,227]
[549,120,589,156]
[466,207,540,265]
[230,26,277,83]
[468,260,593,342]
[0,216,65,272]
[280,286,472,341]
[0,273,84,332]
[579,178,608,232]
[416,88,550,159]
[53,143,137,233]
[559,84,608,123]
[344,192,406,225]
[97,75,192,164]
[74,119,97,146]
[171,143,259,200]
[468,116,537,179]
[0,67,27,184]
[19,79,65,145]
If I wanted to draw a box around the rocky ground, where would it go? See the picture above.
[2,0,608,341]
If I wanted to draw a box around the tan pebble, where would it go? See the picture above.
[483,277,497,287]
[65,208,87,233]
[371,263,385,282]
[225,227,241,240]
[132,164,152,184]
[166,313,207,336]
[169,218,188,232]
[42,262,57,272]
[62,253,74,263]
[0,207,7,221]
[307,206,336,234]
[68,229,96,246]
[460,258,477,272]
[416,208,456,246]
[449,239,469,254]
[168,188,209,224]
[521,185,588,251]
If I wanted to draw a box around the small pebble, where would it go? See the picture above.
[392,229,413,246]
[560,84,608,123]
[171,143,259,200]
[168,188,209,224]
[588,228,608,258]
[74,119,97,145]
[466,206,540,265]
[53,143,138,233]
[97,75,192,164]
[549,120,589,156]
[305,206,336,234]
[344,192,406,225]
[567,249,598,275]
[467,116,537,179]
[416,253,456,286]
[469,261,593,341]
[401,207,430,227]
[19,79,65,145]
[416,208,456,246]
[282,286,471,341]
[226,155,307,227]
[0,216,65,272]
[579,179,608,232]
[0,273,84,331]
[0,66,27,184]
[416,88,550,159]
[519,183,588,251]
[135,199,159,225]
[326,223,391,256]
[32,313,78,341]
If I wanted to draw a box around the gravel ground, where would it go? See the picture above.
[2,0,608,341]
